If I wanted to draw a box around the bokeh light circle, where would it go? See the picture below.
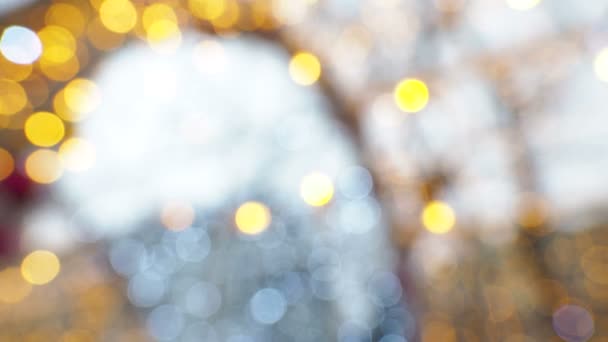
[21,250,61,285]
[235,201,271,235]
[0,26,42,64]
[394,78,429,113]
[25,112,65,147]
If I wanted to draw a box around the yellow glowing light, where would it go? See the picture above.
[24,112,65,147]
[289,52,321,86]
[38,25,76,64]
[45,3,86,37]
[25,149,63,184]
[0,78,27,115]
[235,201,271,235]
[87,17,126,51]
[189,0,226,20]
[100,0,138,34]
[211,0,240,30]
[421,200,455,234]
[0,55,33,81]
[61,329,94,342]
[63,78,101,120]
[146,20,182,52]
[394,78,429,113]
[0,148,15,181]
[58,138,96,172]
[593,48,608,83]
[0,267,32,303]
[506,0,542,10]
[161,201,195,231]
[39,54,80,81]
[300,172,334,207]
[21,250,61,285]
[143,3,178,31]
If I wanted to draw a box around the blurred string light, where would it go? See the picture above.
[300,172,334,207]
[100,0,138,34]
[0,26,42,64]
[24,112,65,147]
[593,48,608,83]
[58,138,96,172]
[25,149,63,184]
[20,250,61,285]
[421,200,455,234]
[235,201,271,235]
[394,78,429,113]
[0,78,27,115]
[505,0,543,11]
[289,51,321,86]
[0,148,14,181]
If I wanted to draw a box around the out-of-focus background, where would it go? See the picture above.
[0,0,607,341]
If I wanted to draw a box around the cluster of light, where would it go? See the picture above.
[0,26,42,64]
[300,172,334,207]
[235,201,271,235]
[25,149,63,184]
[87,17,126,51]
[100,0,138,34]
[161,201,196,231]
[421,200,455,234]
[24,112,65,147]
[143,4,182,52]
[38,25,77,64]
[506,0,542,10]
[189,0,227,21]
[20,250,61,285]
[0,148,14,181]
[289,52,322,86]
[394,78,429,113]
[45,3,86,37]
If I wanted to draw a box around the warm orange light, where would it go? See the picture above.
[21,250,61,285]
[161,201,195,231]
[0,148,15,181]
[0,78,27,115]
[0,267,32,303]
[25,149,63,184]
[99,0,138,34]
